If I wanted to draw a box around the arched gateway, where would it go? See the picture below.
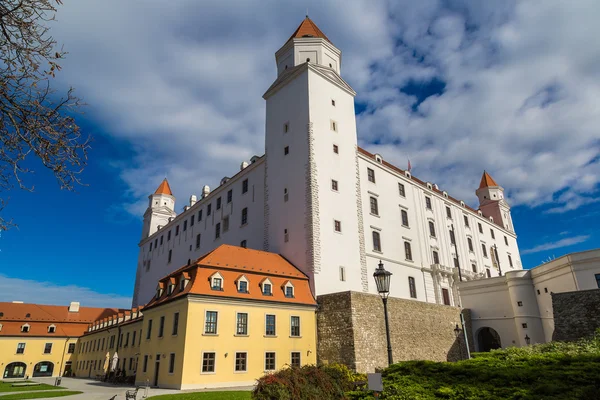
[477,327,502,352]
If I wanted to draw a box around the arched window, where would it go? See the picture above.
[21,324,30,333]
[33,361,54,377]
[4,362,26,379]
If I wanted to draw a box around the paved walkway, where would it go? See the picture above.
[12,377,253,399]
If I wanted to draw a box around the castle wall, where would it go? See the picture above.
[552,289,600,342]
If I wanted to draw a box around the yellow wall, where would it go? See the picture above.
[0,336,78,378]
[136,298,188,389]
[72,319,143,379]
[179,297,317,389]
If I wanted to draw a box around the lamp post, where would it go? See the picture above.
[525,335,531,345]
[454,324,464,360]
[449,224,471,359]
[373,260,393,366]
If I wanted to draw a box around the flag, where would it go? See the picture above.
[407,158,412,172]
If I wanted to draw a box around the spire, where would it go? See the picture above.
[478,171,499,189]
[286,16,331,45]
[154,178,173,196]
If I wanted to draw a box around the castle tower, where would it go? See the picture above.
[476,171,514,232]
[141,178,177,240]
[263,17,366,294]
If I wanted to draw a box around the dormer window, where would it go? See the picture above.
[48,325,56,334]
[237,275,249,293]
[0,323,2,332]
[21,324,30,333]
[156,285,164,299]
[283,281,295,298]
[167,284,175,295]
[179,278,187,292]
[210,272,224,291]
[261,278,273,296]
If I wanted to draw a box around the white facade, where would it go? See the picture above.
[132,18,523,307]
[459,249,600,351]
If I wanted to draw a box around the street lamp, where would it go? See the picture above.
[373,260,393,366]
[454,324,461,338]
[454,324,464,361]
[525,335,531,345]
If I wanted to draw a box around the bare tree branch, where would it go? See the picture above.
[0,0,89,230]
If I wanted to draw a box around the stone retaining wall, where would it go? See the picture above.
[552,289,600,341]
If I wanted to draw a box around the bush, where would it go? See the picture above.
[252,363,365,400]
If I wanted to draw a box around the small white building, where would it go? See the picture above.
[132,17,523,308]
[459,249,600,351]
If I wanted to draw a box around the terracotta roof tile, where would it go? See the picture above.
[154,178,173,195]
[286,17,331,45]
[479,171,499,189]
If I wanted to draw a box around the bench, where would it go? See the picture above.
[125,387,139,400]
[11,382,41,387]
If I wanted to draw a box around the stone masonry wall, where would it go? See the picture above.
[317,291,473,373]
[552,288,600,342]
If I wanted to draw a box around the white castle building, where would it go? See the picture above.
[132,17,522,307]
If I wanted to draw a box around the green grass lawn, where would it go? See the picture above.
[0,382,63,392]
[0,391,82,399]
[149,391,251,400]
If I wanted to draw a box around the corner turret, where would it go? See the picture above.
[141,178,177,239]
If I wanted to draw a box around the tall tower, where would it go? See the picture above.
[263,17,366,295]
[141,178,177,240]
[476,171,514,232]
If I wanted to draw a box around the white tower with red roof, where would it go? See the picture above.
[141,178,177,240]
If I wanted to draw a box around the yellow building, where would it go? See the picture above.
[0,302,121,379]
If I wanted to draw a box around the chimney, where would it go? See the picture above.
[12,301,23,304]
[201,185,210,198]
[68,302,80,313]
[190,195,197,207]
[240,161,249,170]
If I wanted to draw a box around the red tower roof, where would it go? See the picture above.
[154,178,173,195]
[479,171,499,189]
[286,16,331,45]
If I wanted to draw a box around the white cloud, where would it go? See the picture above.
[0,274,131,308]
[48,0,599,215]
[521,235,590,255]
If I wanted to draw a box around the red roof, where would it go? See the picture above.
[479,171,499,189]
[286,17,331,45]
[154,178,173,195]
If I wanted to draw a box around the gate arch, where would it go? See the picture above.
[477,327,502,352]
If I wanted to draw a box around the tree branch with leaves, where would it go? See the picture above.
[0,0,90,230]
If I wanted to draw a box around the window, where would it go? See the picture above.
[175,225,179,236]
[290,316,300,337]
[68,343,76,354]
[334,220,342,232]
[202,352,216,373]
[265,352,276,371]
[284,188,288,202]
[215,223,221,239]
[285,286,294,298]
[333,144,339,154]
[471,263,477,273]
[482,244,488,257]
[146,319,153,339]
[196,233,201,249]
[442,288,451,305]
[284,146,289,155]
[504,236,508,245]
[408,277,417,299]
[544,287,549,293]
[454,257,459,269]
[446,206,452,219]
[398,183,405,197]
[239,280,248,293]
[149,242,153,252]
[517,301,523,307]
[240,240,247,248]
[168,250,172,263]
[125,332,130,346]
[367,168,375,183]
[44,343,52,354]
[216,197,221,210]
[449,230,456,245]
[16,343,25,354]
[522,323,528,329]
[490,229,495,239]
[235,352,247,372]
[331,99,336,106]
[48,325,56,333]
[425,196,432,210]
[596,274,600,289]
[263,283,272,295]
[508,255,513,267]
[331,120,337,132]
[468,237,474,252]
[265,314,276,336]
[168,230,171,241]
[432,250,440,264]
[291,352,301,367]
[372,231,381,252]
[242,179,249,194]
[212,277,222,290]
[478,223,483,234]
[241,207,248,225]
[158,316,165,338]
[205,311,218,334]
[331,179,338,191]
[284,229,289,242]
[486,268,491,278]
[207,204,212,215]
[370,197,379,215]
[284,122,289,133]
[404,241,413,261]
[537,289,541,295]
[401,209,409,227]
[160,236,163,245]
[109,335,115,348]
[223,216,229,232]
[183,220,187,231]
[236,313,248,335]
[227,189,233,203]
[131,332,135,347]
[428,221,436,237]
[339,266,346,281]
[169,353,175,374]
[198,210,203,221]
[21,324,29,333]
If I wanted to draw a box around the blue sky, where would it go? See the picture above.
[1,0,599,308]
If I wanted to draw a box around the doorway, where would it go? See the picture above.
[477,327,502,352]
[153,354,160,387]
